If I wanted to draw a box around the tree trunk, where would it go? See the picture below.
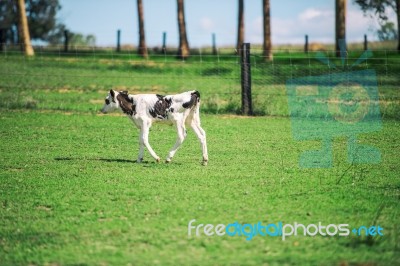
[137,0,148,57]
[16,0,34,56]
[335,0,346,57]
[0,29,5,51]
[396,0,400,52]
[177,0,189,59]
[263,0,273,61]
[237,0,244,53]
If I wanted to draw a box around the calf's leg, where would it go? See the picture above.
[137,129,145,163]
[141,123,160,162]
[166,121,187,163]
[190,106,208,165]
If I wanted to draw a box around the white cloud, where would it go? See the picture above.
[247,6,382,45]
[298,8,328,21]
[199,17,214,32]
[200,4,391,47]
[246,8,335,45]
[248,16,263,44]
[347,9,376,41]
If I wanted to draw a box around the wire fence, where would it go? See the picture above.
[0,44,399,118]
[1,45,399,203]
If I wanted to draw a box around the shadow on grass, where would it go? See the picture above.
[55,157,136,164]
[54,157,181,166]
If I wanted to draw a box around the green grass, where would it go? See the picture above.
[0,51,400,265]
[0,49,399,117]
[0,110,399,265]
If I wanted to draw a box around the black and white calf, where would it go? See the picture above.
[101,90,208,165]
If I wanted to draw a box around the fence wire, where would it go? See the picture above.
[0,45,399,117]
[1,45,399,190]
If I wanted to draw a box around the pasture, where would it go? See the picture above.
[0,49,399,265]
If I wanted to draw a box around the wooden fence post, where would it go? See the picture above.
[364,34,368,51]
[117,29,121,52]
[64,30,69,52]
[305,35,309,54]
[0,29,4,51]
[212,33,217,55]
[241,43,252,115]
[162,32,167,52]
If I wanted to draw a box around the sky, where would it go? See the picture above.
[57,0,395,48]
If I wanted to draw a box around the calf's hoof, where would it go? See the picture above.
[202,160,208,166]
[156,157,161,163]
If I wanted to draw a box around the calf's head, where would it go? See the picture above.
[101,90,135,115]
[101,89,119,114]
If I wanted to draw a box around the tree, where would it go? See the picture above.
[398,0,400,50]
[45,23,66,45]
[26,0,61,41]
[16,0,34,56]
[137,0,148,57]
[263,0,273,61]
[355,0,400,51]
[177,0,190,59]
[0,0,95,48]
[69,33,96,47]
[335,0,346,57]
[0,0,61,43]
[377,21,398,40]
[237,0,244,53]
[0,1,15,48]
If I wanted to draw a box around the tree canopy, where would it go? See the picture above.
[354,0,399,50]
[377,21,398,40]
[355,0,397,21]
[0,0,95,46]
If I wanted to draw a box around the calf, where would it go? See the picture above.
[100,90,208,165]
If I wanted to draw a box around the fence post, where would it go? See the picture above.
[64,30,69,53]
[241,43,252,115]
[364,34,368,51]
[305,35,309,54]
[212,33,217,55]
[0,29,4,51]
[117,29,121,52]
[162,32,167,52]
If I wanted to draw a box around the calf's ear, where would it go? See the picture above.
[110,89,115,98]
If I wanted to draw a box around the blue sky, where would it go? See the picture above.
[57,0,390,48]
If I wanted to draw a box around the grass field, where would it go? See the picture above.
[0,47,399,117]
[0,50,399,265]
